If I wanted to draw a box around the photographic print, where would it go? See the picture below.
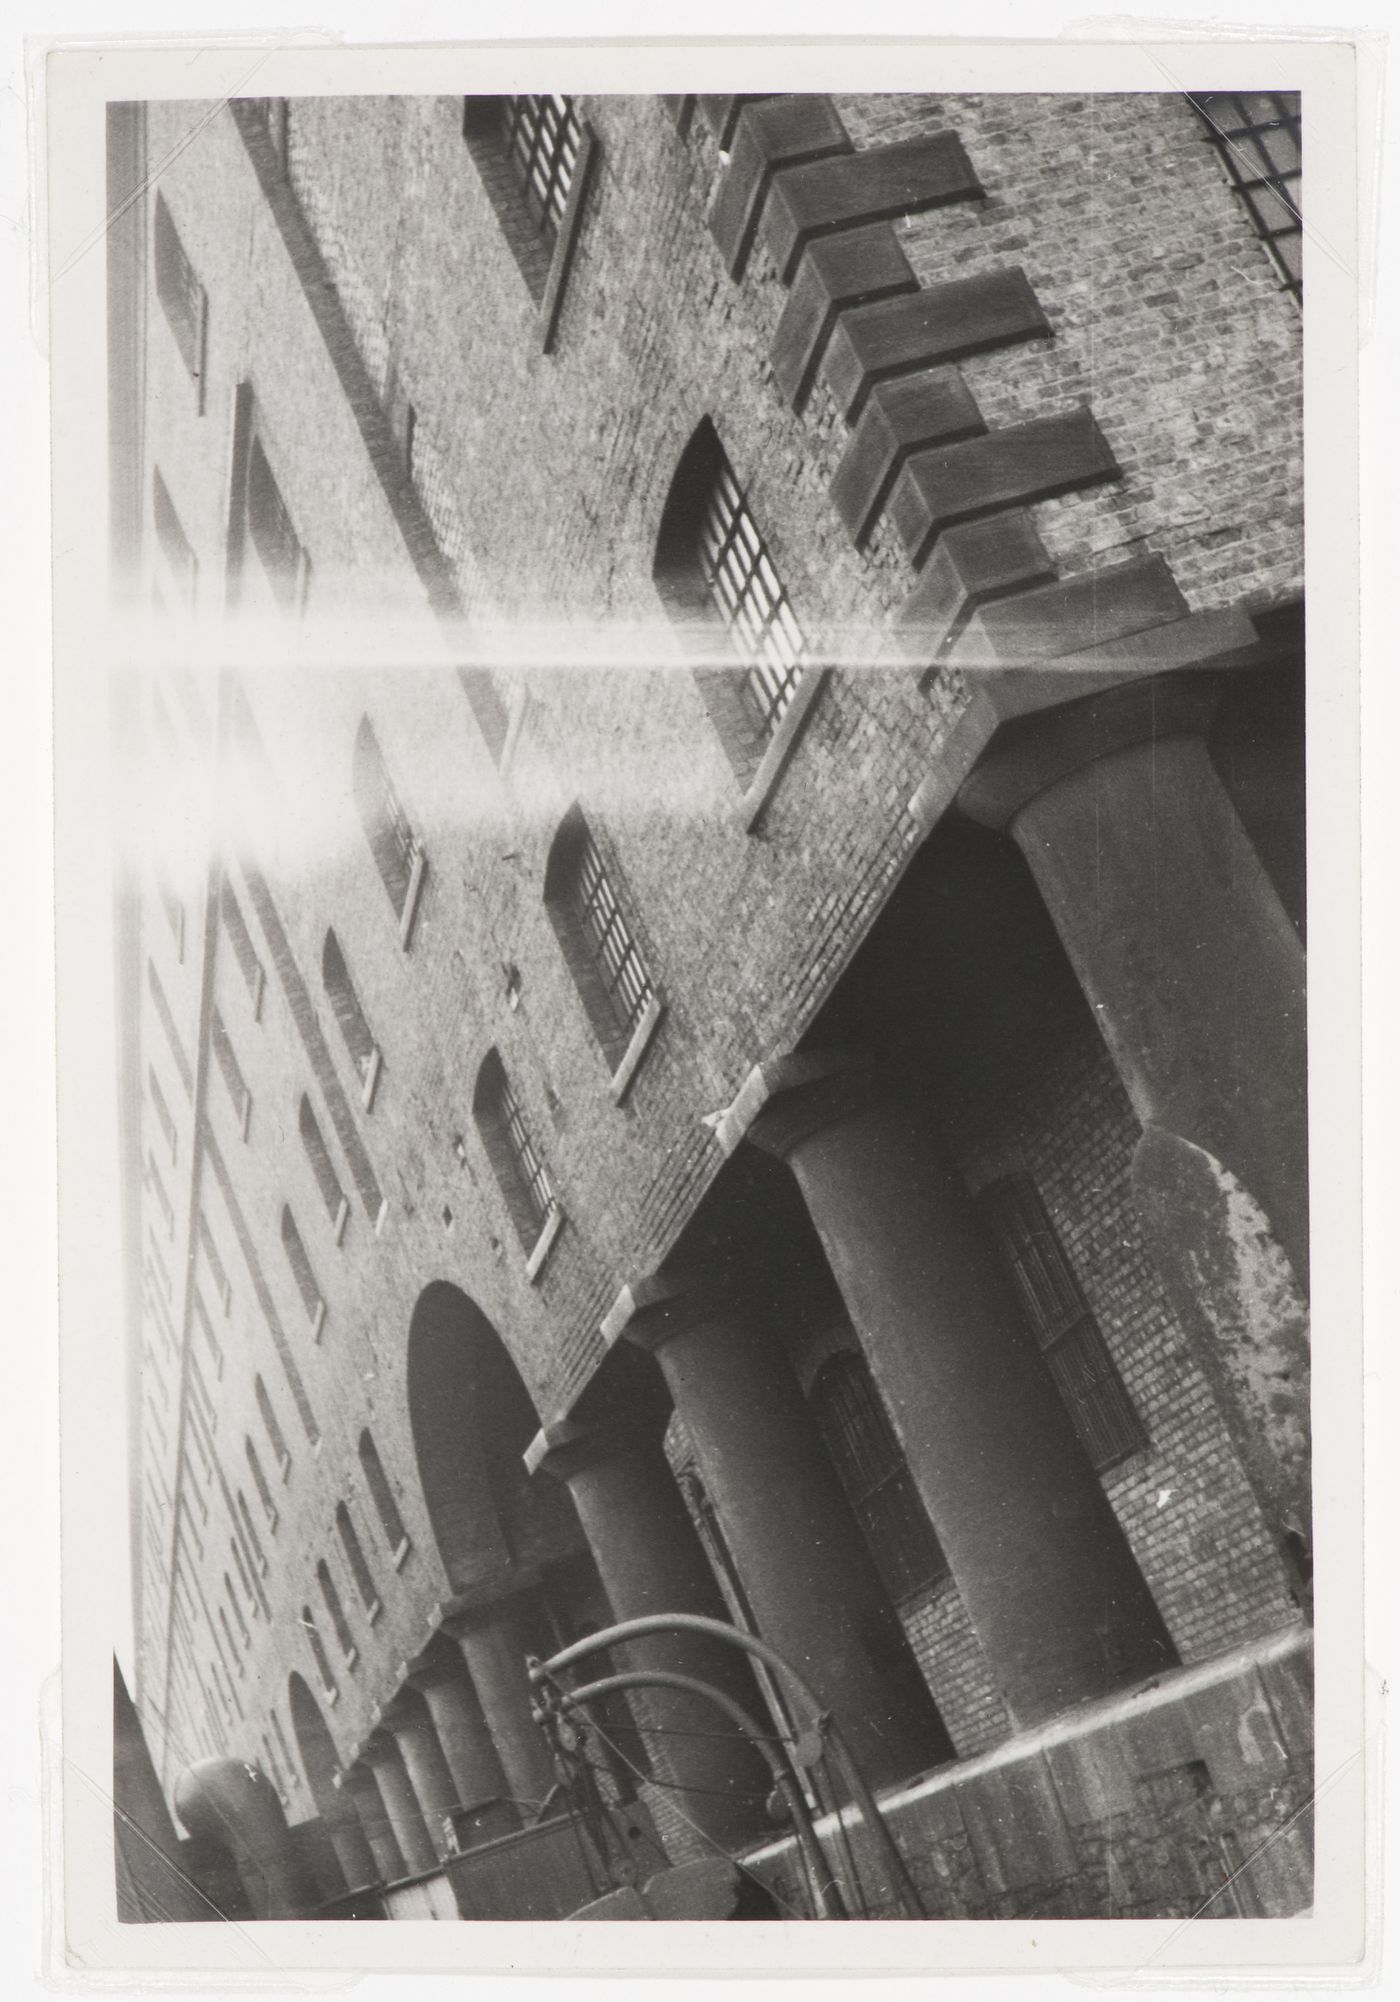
[46,38,1365,1977]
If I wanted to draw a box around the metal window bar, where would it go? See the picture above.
[498,1072,557,1236]
[978,1176,1147,1472]
[1188,91,1302,298]
[813,1355,948,1603]
[502,94,582,242]
[698,457,807,736]
[569,833,653,1041]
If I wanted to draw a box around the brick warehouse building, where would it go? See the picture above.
[107,87,1312,1921]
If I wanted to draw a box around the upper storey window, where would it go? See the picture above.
[1188,92,1302,300]
[321,929,382,1108]
[462,95,597,349]
[655,419,817,804]
[227,385,310,615]
[351,718,427,946]
[473,1049,561,1275]
[153,194,208,407]
[544,807,661,1091]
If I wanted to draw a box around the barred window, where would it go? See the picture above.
[977,1175,1148,1473]
[654,419,811,789]
[544,807,656,1068]
[699,449,808,736]
[358,1430,410,1565]
[317,1559,358,1664]
[336,1502,381,1618]
[1188,92,1302,300]
[298,1094,349,1239]
[472,1049,558,1251]
[462,95,595,328]
[153,193,207,395]
[812,1352,949,1604]
[321,929,382,1106]
[280,1205,326,1336]
[352,717,426,939]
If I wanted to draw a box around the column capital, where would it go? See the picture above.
[607,1268,758,1359]
[742,1051,885,1162]
[957,670,1224,832]
[360,1730,401,1770]
[524,1415,648,1484]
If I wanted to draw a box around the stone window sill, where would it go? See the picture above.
[538,126,599,354]
[609,994,665,1105]
[397,852,427,950]
[525,1204,565,1284]
[737,666,830,831]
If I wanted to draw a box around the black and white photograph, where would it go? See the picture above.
[40,30,1369,1981]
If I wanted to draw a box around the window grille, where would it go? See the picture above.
[351,718,426,933]
[473,1050,558,1248]
[210,1009,252,1135]
[321,929,382,1104]
[1187,92,1302,299]
[255,1375,292,1479]
[544,809,655,1063]
[297,1094,348,1236]
[153,194,207,390]
[699,450,808,736]
[358,1430,410,1563]
[501,95,583,244]
[336,1503,381,1616]
[977,1175,1148,1472]
[812,1352,949,1603]
[280,1205,326,1334]
[245,1436,279,1530]
[302,1605,337,1700]
[317,1560,357,1663]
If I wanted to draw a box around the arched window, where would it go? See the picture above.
[245,1437,278,1531]
[321,929,381,1108]
[461,95,596,339]
[335,1502,381,1620]
[812,1351,949,1604]
[358,1430,410,1567]
[1187,93,1301,301]
[235,1489,268,1575]
[543,806,658,1075]
[472,1049,559,1259]
[298,1095,348,1240]
[280,1205,326,1337]
[301,1605,337,1701]
[316,1559,357,1665]
[655,418,809,786]
[254,1375,292,1481]
[210,1008,252,1137]
[975,1175,1147,1472]
[351,717,426,943]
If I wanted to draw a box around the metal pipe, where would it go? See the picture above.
[533,1612,926,1917]
[555,1668,845,1919]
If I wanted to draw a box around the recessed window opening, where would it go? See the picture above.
[335,1503,381,1619]
[977,1175,1148,1472]
[152,470,199,606]
[1187,92,1302,300]
[544,808,655,1065]
[358,1430,411,1566]
[472,1049,558,1250]
[210,1009,253,1136]
[246,437,309,612]
[502,95,583,243]
[317,1560,358,1665]
[321,929,382,1106]
[280,1205,326,1336]
[351,718,426,938]
[255,1375,293,1480]
[462,94,592,316]
[245,1436,279,1530]
[302,1605,337,1701]
[153,194,208,394]
[196,1211,233,1313]
[148,1066,178,1162]
[700,449,808,736]
[298,1094,349,1239]
[145,1152,175,1238]
[813,1351,950,1604]
[235,1489,268,1575]
[221,883,266,1018]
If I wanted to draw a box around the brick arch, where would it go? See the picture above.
[288,1671,375,1897]
[405,1280,583,1599]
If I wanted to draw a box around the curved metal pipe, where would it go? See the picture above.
[532,1612,926,1918]
[555,1668,845,1919]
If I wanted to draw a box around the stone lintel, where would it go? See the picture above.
[890,510,1056,666]
[948,554,1189,666]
